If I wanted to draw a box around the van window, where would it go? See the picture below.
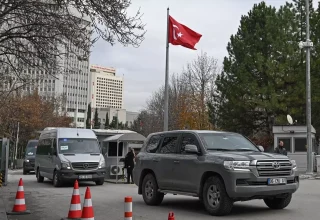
[58,138,100,154]
[36,139,52,155]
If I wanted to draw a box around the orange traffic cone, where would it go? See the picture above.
[81,187,94,220]
[168,212,175,220]
[61,180,82,220]
[6,178,30,215]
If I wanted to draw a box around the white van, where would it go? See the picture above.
[35,127,106,187]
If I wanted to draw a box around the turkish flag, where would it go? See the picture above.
[168,15,202,50]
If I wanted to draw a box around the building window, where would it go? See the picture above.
[294,138,307,152]
[108,142,123,157]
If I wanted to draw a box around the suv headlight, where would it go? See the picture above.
[224,161,251,170]
[61,161,71,169]
[98,158,106,168]
[291,160,297,170]
[24,159,29,163]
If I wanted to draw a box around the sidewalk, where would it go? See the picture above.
[0,189,8,220]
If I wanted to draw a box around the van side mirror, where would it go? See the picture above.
[258,145,264,152]
[185,144,199,154]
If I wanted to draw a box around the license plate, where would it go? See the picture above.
[267,178,287,185]
[79,175,92,179]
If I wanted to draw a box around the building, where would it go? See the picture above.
[88,65,124,110]
[126,111,139,127]
[0,6,91,129]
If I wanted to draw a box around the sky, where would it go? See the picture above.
[90,0,318,112]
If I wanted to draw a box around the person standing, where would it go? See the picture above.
[124,147,135,184]
[274,141,288,156]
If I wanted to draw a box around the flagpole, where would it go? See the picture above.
[164,7,170,131]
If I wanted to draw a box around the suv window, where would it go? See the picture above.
[158,135,179,154]
[181,134,200,153]
[146,135,161,153]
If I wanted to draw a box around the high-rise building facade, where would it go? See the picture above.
[88,65,124,110]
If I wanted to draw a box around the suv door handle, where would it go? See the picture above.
[153,158,159,162]
[174,160,180,164]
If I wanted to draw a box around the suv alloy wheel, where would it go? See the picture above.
[202,176,233,216]
[142,173,164,206]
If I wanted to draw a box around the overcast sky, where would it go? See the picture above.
[90,0,317,112]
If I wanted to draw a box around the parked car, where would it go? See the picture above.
[133,130,299,216]
[23,140,38,175]
[35,127,106,187]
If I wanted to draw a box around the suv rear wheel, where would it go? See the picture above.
[142,173,164,206]
[202,176,233,216]
[264,193,292,209]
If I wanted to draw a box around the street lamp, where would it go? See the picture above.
[299,0,313,175]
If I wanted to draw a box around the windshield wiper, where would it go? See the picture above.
[234,148,257,152]
[208,148,234,151]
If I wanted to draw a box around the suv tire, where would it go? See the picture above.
[142,173,164,206]
[36,168,44,183]
[202,176,233,216]
[23,169,28,175]
[264,193,292,209]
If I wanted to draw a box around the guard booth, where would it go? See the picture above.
[272,125,318,172]
[0,138,9,186]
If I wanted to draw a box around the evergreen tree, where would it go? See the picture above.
[85,104,91,129]
[210,2,301,136]
[93,108,100,129]
[104,112,109,129]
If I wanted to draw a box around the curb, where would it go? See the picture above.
[299,174,320,180]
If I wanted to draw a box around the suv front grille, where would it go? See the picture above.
[72,162,99,170]
[256,160,292,176]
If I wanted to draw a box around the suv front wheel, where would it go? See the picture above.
[202,176,233,216]
[264,193,292,209]
[142,173,164,206]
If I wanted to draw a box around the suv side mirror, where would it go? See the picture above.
[185,144,199,154]
[258,145,264,152]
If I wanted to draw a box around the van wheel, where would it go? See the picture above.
[264,193,292,209]
[53,170,62,187]
[142,173,164,206]
[36,168,44,183]
[95,179,105,185]
[202,176,233,216]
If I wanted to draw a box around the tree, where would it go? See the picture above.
[0,0,146,96]
[210,2,306,136]
[85,103,91,129]
[104,112,109,129]
[93,108,100,129]
[0,90,72,159]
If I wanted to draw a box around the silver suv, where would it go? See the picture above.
[133,130,299,216]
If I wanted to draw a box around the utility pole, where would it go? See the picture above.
[14,122,19,169]
[299,0,313,174]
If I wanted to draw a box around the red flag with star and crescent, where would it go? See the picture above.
[168,15,202,50]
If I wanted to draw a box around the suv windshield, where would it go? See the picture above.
[58,138,100,154]
[199,133,259,152]
[25,141,38,156]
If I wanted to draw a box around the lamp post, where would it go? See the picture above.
[299,0,313,174]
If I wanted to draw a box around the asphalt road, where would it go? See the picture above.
[1,170,320,220]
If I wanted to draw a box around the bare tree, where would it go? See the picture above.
[183,51,219,129]
[0,0,146,96]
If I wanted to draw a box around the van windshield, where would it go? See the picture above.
[58,138,100,154]
[25,141,38,156]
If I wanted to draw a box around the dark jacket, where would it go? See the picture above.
[124,151,135,168]
[274,146,288,156]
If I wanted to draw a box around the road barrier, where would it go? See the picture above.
[168,212,175,220]
[62,180,82,220]
[81,187,95,220]
[6,178,30,215]
[124,196,132,220]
